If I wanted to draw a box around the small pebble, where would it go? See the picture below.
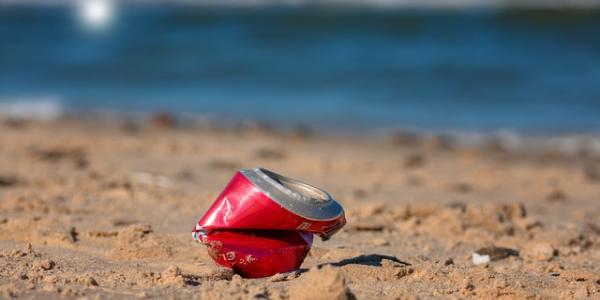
[473,247,519,265]
[523,242,556,261]
[472,253,491,265]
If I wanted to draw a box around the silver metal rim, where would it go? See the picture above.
[240,168,343,221]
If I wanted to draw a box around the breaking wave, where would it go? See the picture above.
[0,97,64,121]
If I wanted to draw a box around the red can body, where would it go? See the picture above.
[203,230,313,278]
[193,169,345,278]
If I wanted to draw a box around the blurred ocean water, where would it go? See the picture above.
[1,4,600,133]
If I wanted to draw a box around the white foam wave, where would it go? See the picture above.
[0,97,64,121]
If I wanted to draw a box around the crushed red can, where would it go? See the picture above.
[192,168,346,278]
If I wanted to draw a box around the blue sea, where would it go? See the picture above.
[1,4,600,133]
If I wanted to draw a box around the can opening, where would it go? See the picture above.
[260,168,328,203]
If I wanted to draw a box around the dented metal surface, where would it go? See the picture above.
[192,168,346,278]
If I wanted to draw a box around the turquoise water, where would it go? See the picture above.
[1,5,600,132]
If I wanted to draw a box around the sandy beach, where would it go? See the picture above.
[0,118,599,299]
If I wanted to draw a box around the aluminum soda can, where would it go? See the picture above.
[193,168,346,278]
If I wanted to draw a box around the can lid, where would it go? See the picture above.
[240,168,344,221]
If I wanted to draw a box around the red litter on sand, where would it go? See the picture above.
[192,168,346,278]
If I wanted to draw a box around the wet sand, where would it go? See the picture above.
[0,118,599,299]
